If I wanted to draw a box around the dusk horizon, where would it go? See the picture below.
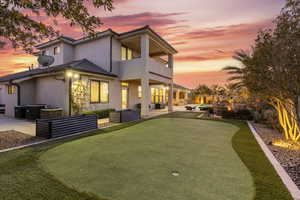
[0,0,285,88]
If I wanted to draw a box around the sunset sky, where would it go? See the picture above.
[0,0,286,88]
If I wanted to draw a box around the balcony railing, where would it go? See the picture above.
[119,58,172,81]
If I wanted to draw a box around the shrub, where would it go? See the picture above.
[83,108,115,119]
[220,109,253,120]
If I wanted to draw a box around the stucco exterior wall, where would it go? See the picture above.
[19,79,36,105]
[0,84,18,117]
[128,81,140,109]
[74,36,111,72]
[41,42,64,66]
[79,75,122,112]
[111,37,121,75]
[62,43,74,64]
[35,76,69,115]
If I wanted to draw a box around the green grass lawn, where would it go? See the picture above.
[0,112,293,200]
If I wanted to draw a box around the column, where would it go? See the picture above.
[168,83,173,112]
[140,34,150,117]
[141,78,150,117]
[168,54,174,112]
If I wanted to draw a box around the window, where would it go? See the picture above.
[121,46,127,60]
[90,80,109,103]
[159,89,163,103]
[90,81,100,103]
[121,46,134,60]
[173,91,177,99]
[151,88,155,103]
[100,82,109,103]
[127,49,132,60]
[138,86,142,98]
[7,85,15,95]
[41,50,46,56]
[179,92,185,99]
[53,46,60,55]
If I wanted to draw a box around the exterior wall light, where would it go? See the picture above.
[67,71,73,77]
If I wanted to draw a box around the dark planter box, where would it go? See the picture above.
[109,111,121,123]
[109,110,140,123]
[40,108,63,119]
[36,115,98,138]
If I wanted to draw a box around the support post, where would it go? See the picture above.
[140,34,150,118]
[168,83,173,112]
[141,78,150,117]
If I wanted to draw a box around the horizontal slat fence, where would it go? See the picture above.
[36,115,98,138]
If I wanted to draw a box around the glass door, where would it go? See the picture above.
[121,86,128,110]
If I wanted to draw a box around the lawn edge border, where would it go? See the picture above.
[0,128,99,153]
[247,121,300,200]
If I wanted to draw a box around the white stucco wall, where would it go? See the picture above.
[19,79,36,105]
[41,43,64,66]
[35,76,69,115]
[74,36,111,72]
[111,37,121,75]
[78,75,122,112]
[62,43,74,63]
[0,84,18,117]
[128,81,140,109]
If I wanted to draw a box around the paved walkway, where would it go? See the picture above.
[0,116,35,136]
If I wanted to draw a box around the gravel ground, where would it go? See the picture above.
[251,122,300,189]
[0,130,43,150]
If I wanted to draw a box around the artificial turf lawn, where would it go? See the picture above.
[40,118,253,200]
[0,112,293,200]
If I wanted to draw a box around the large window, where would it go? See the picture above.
[151,88,164,103]
[90,80,109,103]
[121,46,133,60]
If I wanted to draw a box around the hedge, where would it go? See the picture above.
[83,108,115,119]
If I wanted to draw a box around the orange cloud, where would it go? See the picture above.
[174,71,231,88]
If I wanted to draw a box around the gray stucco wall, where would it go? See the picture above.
[0,84,18,117]
[74,36,111,72]
[35,76,69,115]
[19,79,36,105]
[79,75,122,112]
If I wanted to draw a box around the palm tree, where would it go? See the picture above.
[222,50,251,90]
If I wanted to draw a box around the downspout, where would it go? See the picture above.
[109,36,113,73]
[68,76,72,116]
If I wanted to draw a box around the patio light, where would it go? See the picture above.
[67,71,73,77]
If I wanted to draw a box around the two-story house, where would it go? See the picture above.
[0,26,177,117]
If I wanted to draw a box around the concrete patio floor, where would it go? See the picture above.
[0,106,191,137]
[0,116,36,136]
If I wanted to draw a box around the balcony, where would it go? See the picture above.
[119,58,172,82]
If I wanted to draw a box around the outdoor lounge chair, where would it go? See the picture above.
[185,106,196,111]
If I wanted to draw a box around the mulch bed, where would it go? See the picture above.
[251,122,300,189]
[0,130,44,150]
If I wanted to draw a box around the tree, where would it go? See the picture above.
[225,0,300,141]
[0,0,113,52]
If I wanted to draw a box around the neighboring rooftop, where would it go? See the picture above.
[0,59,116,83]
[173,83,191,91]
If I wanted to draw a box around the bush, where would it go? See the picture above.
[83,108,115,119]
[220,109,253,120]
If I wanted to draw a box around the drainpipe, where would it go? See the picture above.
[68,77,72,116]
